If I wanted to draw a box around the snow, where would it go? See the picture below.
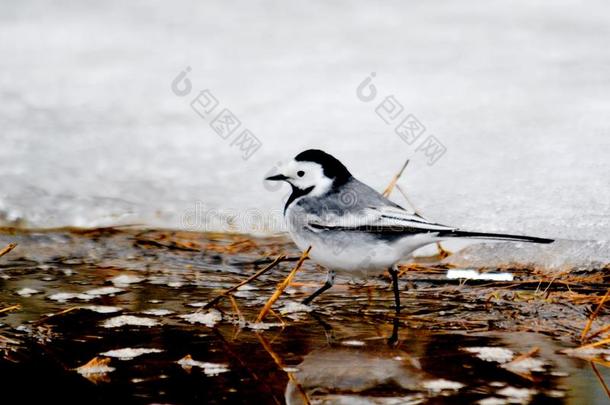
[141,309,174,316]
[496,387,537,403]
[245,322,283,331]
[464,347,514,363]
[48,292,93,302]
[1,0,609,269]
[446,269,514,281]
[341,340,366,347]
[503,358,546,375]
[16,288,40,297]
[100,347,162,360]
[478,398,507,405]
[179,310,222,327]
[102,315,159,328]
[111,275,143,286]
[85,286,123,297]
[279,301,312,315]
[83,305,123,314]
[422,379,465,392]
[177,355,229,376]
[445,239,610,272]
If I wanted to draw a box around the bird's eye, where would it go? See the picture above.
[297,170,305,177]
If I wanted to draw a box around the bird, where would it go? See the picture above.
[265,149,553,312]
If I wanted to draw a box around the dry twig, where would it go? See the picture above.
[0,304,20,314]
[383,159,410,197]
[203,254,286,310]
[0,243,17,258]
[581,288,610,343]
[256,247,311,323]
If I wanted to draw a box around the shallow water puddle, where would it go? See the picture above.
[0,229,608,403]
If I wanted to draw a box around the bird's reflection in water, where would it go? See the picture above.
[285,317,436,405]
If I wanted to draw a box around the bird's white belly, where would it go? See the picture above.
[288,225,438,277]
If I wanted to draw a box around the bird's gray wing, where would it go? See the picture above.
[305,205,455,235]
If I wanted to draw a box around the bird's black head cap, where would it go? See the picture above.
[294,149,352,186]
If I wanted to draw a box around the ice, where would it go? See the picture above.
[100,347,163,360]
[177,355,229,376]
[0,0,609,269]
[141,309,174,316]
[245,322,283,331]
[110,275,143,286]
[102,315,159,328]
[478,398,507,405]
[279,301,312,315]
[341,340,366,347]
[179,310,222,327]
[84,286,124,297]
[83,305,123,314]
[464,347,514,363]
[48,292,93,302]
[446,269,513,281]
[445,239,610,272]
[16,288,40,297]
[502,358,546,375]
[496,387,537,403]
[422,379,464,393]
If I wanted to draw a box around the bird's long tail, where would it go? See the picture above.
[437,230,554,244]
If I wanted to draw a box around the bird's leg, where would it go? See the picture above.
[302,269,335,305]
[387,315,400,346]
[388,265,401,313]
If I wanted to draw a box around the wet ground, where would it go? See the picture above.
[0,228,608,404]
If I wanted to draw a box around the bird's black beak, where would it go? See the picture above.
[265,174,289,181]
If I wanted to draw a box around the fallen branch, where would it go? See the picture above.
[203,254,286,310]
[256,247,311,323]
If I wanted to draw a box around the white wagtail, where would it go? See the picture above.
[265,149,553,312]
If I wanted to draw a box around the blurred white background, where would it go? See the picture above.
[1,0,609,243]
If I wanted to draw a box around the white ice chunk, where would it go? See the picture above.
[423,379,465,392]
[177,356,229,376]
[141,308,174,316]
[102,315,159,328]
[111,274,143,286]
[85,286,123,296]
[100,347,162,360]
[179,309,221,327]
[83,305,122,314]
[465,347,514,363]
[16,287,40,297]
[447,269,514,281]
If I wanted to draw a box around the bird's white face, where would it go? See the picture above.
[267,160,333,197]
